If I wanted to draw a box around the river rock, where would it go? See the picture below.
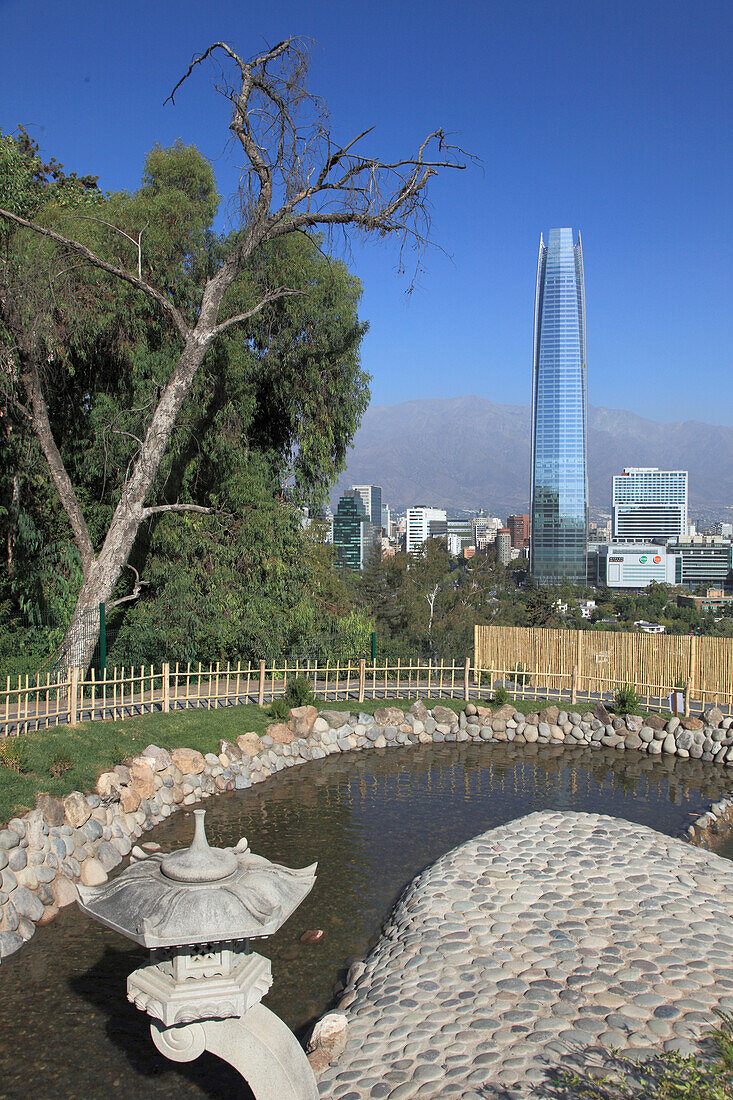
[662,733,677,754]
[539,705,560,724]
[96,772,123,802]
[80,858,107,886]
[12,885,43,922]
[680,716,704,731]
[645,713,666,730]
[704,705,724,727]
[119,786,141,813]
[374,706,405,726]
[51,875,78,907]
[593,701,611,724]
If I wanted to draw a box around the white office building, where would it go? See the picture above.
[406,506,447,553]
[598,543,679,588]
[612,468,688,543]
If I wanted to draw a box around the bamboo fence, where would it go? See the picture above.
[474,625,733,714]
[2,633,731,737]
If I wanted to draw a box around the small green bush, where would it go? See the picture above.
[284,675,316,708]
[614,684,640,716]
[0,739,29,774]
[267,697,291,721]
[493,685,509,705]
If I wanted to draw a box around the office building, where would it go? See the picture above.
[351,485,383,530]
[507,514,530,550]
[530,228,588,584]
[381,503,391,538]
[597,544,678,588]
[496,528,512,566]
[667,537,733,589]
[406,506,447,553]
[333,491,375,571]
[612,468,688,542]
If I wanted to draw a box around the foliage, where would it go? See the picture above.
[548,1013,733,1098]
[614,684,641,716]
[49,752,72,779]
[284,675,317,708]
[493,685,509,705]
[0,738,28,774]
[267,697,291,721]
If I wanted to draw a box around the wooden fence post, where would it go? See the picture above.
[69,667,79,727]
[258,660,266,708]
[571,665,578,705]
[464,657,470,701]
[358,659,366,703]
[162,662,170,713]
[688,635,697,715]
[685,677,692,719]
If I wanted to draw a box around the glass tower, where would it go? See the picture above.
[530,228,588,585]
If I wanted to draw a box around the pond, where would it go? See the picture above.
[0,741,731,1099]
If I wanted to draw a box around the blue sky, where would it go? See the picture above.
[1,0,731,424]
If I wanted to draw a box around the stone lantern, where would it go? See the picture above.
[77,809,319,1099]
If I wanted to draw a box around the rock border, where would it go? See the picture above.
[2,699,733,959]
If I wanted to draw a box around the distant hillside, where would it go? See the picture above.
[333,396,733,522]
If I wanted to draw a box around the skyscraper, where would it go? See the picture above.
[530,228,588,584]
[612,468,688,542]
[351,485,383,530]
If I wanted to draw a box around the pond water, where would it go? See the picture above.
[0,741,731,1100]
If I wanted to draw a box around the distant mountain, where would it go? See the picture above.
[332,396,733,522]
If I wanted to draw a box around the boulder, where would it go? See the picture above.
[170,748,206,775]
[119,786,141,814]
[236,732,262,757]
[662,733,677,754]
[35,794,65,828]
[51,875,78,908]
[476,705,493,720]
[63,791,92,830]
[289,705,318,737]
[128,759,156,799]
[432,705,458,725]
[703,705,725,728]
[679,717,704,731]
[37,905,59,926]
[409,700,429,722]
[320,710,349,729]
[524,725,539,743]
[492,703,517,722]
[593,701,612,725]
[374,706,406,726]
[645,714,667,731]
[307,1012,348,1076]
[625,715,643,732]
[96,772,123,802]
[141,745,172,771]
[539,706,560,725]
[218,739,242,761]
[267,722,294,745]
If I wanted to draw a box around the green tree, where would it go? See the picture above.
[0,39,468,669]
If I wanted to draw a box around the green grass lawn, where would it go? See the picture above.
[0,694,637,825]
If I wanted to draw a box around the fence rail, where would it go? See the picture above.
[474,625,733,715]
[2,643,731,738]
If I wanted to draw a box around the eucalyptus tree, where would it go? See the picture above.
[0,39,468,669]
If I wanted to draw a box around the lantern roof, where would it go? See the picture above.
[77,810,317,949]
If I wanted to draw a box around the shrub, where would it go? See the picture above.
[614,684,640,716]
[284,675,316,708]
[267,697,291,721]
[50,752,72,779]
[0,739,29,774]
[493,685,509,705]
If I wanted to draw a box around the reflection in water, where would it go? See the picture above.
[0,742,729,1099]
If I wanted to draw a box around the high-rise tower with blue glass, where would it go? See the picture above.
[530,228,588,585]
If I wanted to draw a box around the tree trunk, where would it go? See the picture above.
[57,335,211,671]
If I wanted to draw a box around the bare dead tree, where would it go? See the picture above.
[0,37,469,670]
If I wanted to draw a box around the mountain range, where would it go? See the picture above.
[332,397,733,522]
